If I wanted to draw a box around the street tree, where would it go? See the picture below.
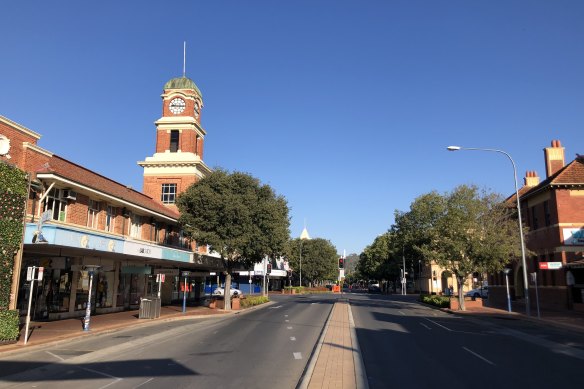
[286,238,337,287]
[177,169,290,310]
[394,185,524,310]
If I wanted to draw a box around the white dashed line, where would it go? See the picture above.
[293,352,302,359]
[290,337,296,341]
[462,347,495,365]
[287,326,293,330]
[420,322,432,330]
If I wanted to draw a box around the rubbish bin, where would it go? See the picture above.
[139,296,161,319]
[139,297,154,319]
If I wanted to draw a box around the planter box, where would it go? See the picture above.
[213,298,240,310]
[450,297,484,310]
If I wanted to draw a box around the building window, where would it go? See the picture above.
[105,205,116,232]
[161,183,177,204]
[531,206,539,230]
[129,213,142,239]
[43,188,67,222]
[87,200,99,229]
[170,130,179,152]
[543,201,551,227]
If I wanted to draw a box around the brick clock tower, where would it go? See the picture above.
[138,76,211,209]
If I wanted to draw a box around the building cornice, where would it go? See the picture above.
[23,142,53,157]
[0,115,41,140]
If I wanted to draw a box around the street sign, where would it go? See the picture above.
[156,274,166,283]
[181,271,191,277]
[37,267,44,281]
[539,262,562,270]
[26,267,34,281]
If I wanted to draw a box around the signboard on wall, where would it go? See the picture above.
[539,262,562,270]
[563,228,584,245]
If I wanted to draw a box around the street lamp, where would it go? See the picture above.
[503,268,512,313]
[299,240,303,287]
[447,145,530,316]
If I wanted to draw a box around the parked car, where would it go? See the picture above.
[465,286,488,298]
[213,287,243,297]
[368,283,381,293]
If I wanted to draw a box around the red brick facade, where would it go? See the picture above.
[489,140,584,313]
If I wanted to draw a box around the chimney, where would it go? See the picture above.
[544,140,565,177]
[523,171,540,188]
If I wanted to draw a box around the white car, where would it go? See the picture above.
[465,286,488,298]
[213,287,243,297]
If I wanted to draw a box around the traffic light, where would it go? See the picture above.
[267,263,272,274]
[338,257,344,269]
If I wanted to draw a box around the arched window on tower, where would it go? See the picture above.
[170,130,179,152]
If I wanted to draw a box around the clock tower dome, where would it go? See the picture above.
[138,76,211,208]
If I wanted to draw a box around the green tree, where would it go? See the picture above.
[177,169,290,310]
[394,185,524,310]
[286,238,337,286]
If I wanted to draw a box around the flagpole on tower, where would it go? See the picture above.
[183,41,186,77]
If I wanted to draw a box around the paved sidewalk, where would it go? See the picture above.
[0,304,228,354]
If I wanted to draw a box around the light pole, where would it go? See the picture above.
[447,145,530,316]
[418,260,422,293]
[299,240,303,288]
[503,268,512,313]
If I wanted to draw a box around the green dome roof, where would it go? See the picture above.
[163,76,202,97]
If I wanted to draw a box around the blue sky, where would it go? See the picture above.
[1,1,583,255]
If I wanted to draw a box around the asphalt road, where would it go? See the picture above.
[0,294,337,389]
[349,293,584,389]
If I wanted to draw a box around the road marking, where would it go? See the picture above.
[420,322,432,330]
[293,352,302,359]
[398,311,406,316]
[285,314,289,317]
[269,305,283,309]
[462,347,495,365]
[425,318,453,332]
[285,319,290,322]
[45,350,65,361]
[81,367,122,388]
[133,378,154,388]
[290,337,296,341]
[287,326,293,330]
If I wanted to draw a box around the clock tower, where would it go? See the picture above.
[138,76,211,209]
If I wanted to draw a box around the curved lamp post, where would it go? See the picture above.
[447,146,530,316]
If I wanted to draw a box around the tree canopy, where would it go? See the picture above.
[286,238,338,287]
[177,169,290,309]
[393,184,525,309]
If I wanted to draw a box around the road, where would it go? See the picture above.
[2,293,584,389]
[0,294,337,389]
[349,293,584,389]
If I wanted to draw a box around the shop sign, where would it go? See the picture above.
[539,262,562,270]
[563,228,584,245]
[123,241,162,259]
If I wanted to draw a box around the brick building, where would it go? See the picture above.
[489,140,584,313]
[0,75,222,321]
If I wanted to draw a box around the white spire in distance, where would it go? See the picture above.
[300,219,310,240]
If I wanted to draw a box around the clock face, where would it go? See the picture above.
[169,98,186,114]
